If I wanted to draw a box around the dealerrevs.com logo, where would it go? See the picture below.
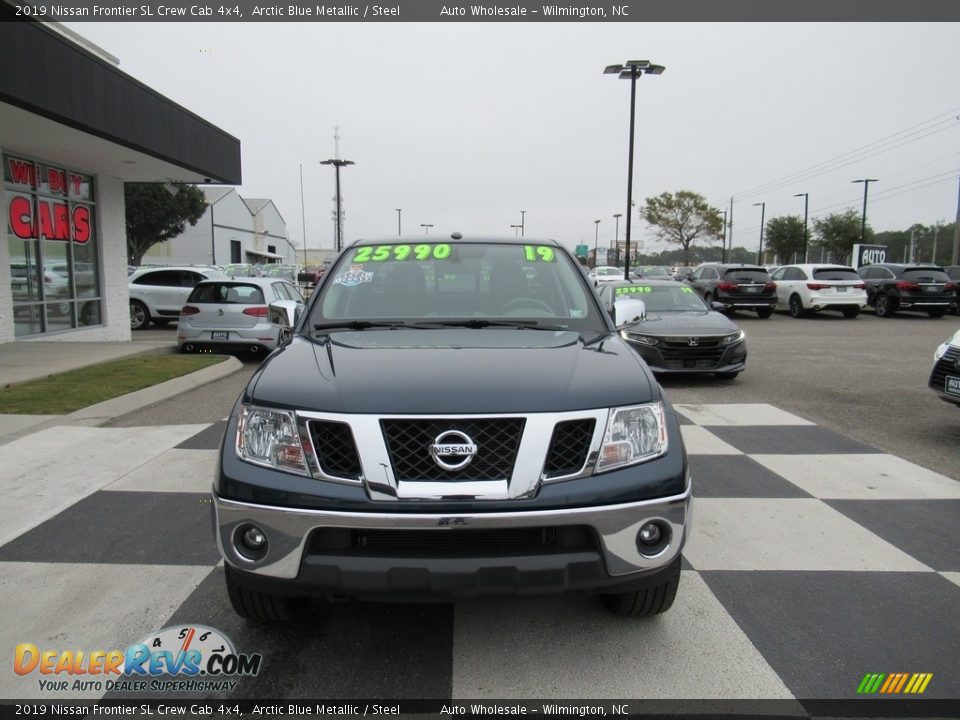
[14,625,262,693]
[857,672,933,695]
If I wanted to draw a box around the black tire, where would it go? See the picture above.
[927,309,947,318]
[225,566,296,622]
[788,294,805,318]
[601,555,681,618]
[129,300,150,331]
[874,293,895,318]
[755,307,773,319]
[715,371,740,380]
[841,306,861,319]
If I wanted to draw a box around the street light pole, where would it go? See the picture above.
[720,209,728,263]
[510,224,522,237]
[793,192,809,263]
[320,158,355,252]
[605,59,665,281]
[753,202,766,265]
[594,219,601,261]
[299,163,307,265]
[420,223,433,236]
[396,208,402,236]
[520,210,526,237]
[851,178,878,242]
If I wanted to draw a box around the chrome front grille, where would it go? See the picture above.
[380,418,525,481]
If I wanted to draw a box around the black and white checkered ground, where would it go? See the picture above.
[1,404,957,703]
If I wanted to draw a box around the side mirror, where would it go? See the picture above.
[269,300,300,330]
[613,298,646,328]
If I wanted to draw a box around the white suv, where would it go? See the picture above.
[770,264,867,318]
[128,266,226,330]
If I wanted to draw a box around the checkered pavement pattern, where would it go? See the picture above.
[1,404,957,703]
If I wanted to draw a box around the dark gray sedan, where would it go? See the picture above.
[598,279,747,380]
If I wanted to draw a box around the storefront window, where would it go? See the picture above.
[5,155,100,336]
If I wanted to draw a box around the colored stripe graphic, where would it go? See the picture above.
[857,672,932,694]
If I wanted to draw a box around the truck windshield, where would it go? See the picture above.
[312,242,603,331]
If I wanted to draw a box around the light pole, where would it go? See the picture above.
[299,163,308,265]
[605,59,665,280]
[510,224,522,237]
[396,208,402,236]
[793,192,809,263]
[720,209,728,263]
[753,202,766,265]
[851,178,878,242]
[594,219,601,262]
[320,158,355,252]
[520,210,526,237]
[420,223,433,236]
[613,213,622,260]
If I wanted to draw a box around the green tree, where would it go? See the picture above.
[125,182,207,265]
[811,209,868,265]
[640,190,724,266]
[764,215,807,264]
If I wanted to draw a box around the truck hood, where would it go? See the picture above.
[248,329,656,414]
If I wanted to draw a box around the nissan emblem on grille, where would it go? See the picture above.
[429,430,478,471]
[687,337,699,347]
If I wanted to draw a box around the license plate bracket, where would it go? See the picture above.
[212,331,229,341]
[947,376,960,397]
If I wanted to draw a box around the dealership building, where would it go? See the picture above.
[0,18,241,344]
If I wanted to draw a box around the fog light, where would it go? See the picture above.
[638,522,661,546]
[242,526,266,550]
[235,525,268,561]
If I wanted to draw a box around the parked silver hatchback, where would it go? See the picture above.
[177,277,304,355]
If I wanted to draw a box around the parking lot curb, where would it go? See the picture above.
[0,355,243,444]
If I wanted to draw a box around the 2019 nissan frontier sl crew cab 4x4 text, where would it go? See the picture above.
[212,235,692,622]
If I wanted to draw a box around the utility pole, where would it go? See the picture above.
[952,176,960,265]
[909,226,919,263]
[931,221,942,265]
[720,209,727,263]
[299,163,307,265]
[728,196,734,264]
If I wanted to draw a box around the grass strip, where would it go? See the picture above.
[0,353,227,414]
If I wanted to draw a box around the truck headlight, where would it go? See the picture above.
[236,405,309,475]
[596,402,668,473]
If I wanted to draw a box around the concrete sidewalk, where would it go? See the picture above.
[0,340,242,444]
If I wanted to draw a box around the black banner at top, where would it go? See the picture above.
[2,0,960,21]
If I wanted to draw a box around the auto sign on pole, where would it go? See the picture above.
[852,244,887,269]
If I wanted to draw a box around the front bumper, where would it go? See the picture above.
[625,339,747,375]
[214,484,692,598]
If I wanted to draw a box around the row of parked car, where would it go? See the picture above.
[596,261,960,319]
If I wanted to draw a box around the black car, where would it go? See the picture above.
[597,279,747,380]
[687,263,777,317]
[214,235,691,622]
[944,265,960,315]
[929,331,960,407]
[857,263,956,318]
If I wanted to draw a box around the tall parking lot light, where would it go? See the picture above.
[793,192,809,263]
[753,202,766,265]
[594,219,601,259]
[320,158,355,252]
[852,179,878,242]
[605,59,665,280]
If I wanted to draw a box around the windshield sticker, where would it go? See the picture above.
[615,286,653,295]
[523,245,556,262]
[333,265,374,287]
[681,286,694,293]
[352,243,451,263]
[569,309,584,318]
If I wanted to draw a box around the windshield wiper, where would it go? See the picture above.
[312,320,423,332]
[432,319,570,331]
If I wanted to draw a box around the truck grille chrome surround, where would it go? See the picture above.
[292,409,610,501]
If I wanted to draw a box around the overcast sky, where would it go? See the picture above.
[67,22,960,256]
